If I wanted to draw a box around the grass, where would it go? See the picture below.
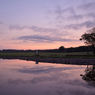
[0,52,35,57]
[0,52,95,58]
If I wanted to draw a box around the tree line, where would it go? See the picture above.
[0,45,93,53]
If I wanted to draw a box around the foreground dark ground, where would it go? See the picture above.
[0,52,95,65]
[0,56,95,65]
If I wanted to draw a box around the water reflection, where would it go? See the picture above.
[12,65,83,75]
[8,75,58,85]
[0,59,95,95]
[80,65,95,87]
[35,61,39,64]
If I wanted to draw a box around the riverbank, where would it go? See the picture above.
[0,56,95,65]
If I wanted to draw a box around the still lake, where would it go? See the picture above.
[0,59,95,95]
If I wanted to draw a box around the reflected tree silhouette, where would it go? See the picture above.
[80,65,95,87]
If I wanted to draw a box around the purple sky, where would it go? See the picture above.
[0,0,95,49]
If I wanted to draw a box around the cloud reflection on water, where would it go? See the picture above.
[8,76,58,85]
[53,79,95,95]
[0,59,95,95]
[8,78,95,95]
[12,66,84,74]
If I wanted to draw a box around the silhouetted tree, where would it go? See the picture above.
[80,27,95,54]
[59,46,65,52]
[80,65,95,87]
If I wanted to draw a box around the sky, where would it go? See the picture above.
[0,0,95,50]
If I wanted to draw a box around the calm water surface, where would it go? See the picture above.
[0,59,95,95]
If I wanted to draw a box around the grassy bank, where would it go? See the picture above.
[0,52,95,58]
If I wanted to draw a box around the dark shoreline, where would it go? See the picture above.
[0,56,95,65]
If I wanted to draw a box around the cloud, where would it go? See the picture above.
[17,35,77,43]
[64,20,95,30]
[9,24,70,37]
[48,1,95,31]
[0,32,3,34]
[67,12,95,21]
[9,25,57,33]
[78,2,95,11]
[55,6,76,20]
[0,21,3,24]
[67,14,84,20]
[55,6,76,15]
[85,13,95,19]
[30,26,57,33]
[9,25,29,30]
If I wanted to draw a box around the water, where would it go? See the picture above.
[0,59,95,95]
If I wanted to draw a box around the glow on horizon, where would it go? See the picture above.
[1,40,84,50]
[0,0,95,50]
